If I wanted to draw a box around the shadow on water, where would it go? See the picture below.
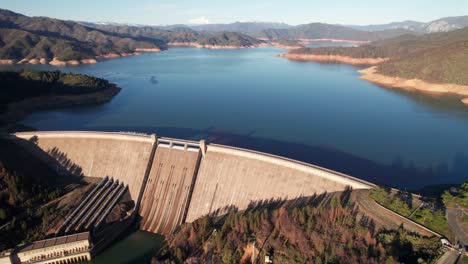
[373,84,468,118]
[36,125,467,191]
[88,227,164,264]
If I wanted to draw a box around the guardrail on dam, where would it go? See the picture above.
[10,131,374,235]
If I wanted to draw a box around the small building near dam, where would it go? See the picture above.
[0,232,91,264]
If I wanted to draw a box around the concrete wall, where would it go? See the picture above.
[139,139,201,234]
[14,131,155,201]
[11,131,374,234]
[185,144,373,222]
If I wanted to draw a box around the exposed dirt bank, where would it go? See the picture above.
[48,58,99,66]
[0,59,15,65]
[168,42,266,49]
[359,66,468,105]
[0,85,121,125]
[135,48,161,52]
[270,42,304,50]
[1,48,161,66]
[298,38,370,44]
[279,53,389,65]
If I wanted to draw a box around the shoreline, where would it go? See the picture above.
[0,85,121,128]
[298,38,371,44]
[256,38,371,45]
[359,66,468,105]
[168,42,267,49]
[270,42,304,50]
[279,53,389,65]
[278,52,468,106]
[0,48,162,66]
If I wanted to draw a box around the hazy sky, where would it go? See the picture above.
[1,0,467,26]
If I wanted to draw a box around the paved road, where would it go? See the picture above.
[436,250,460,264]
[352,190,438,237]
[447,208,467,245]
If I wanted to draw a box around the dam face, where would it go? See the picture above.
[11,131,373,235]
[185,144,371,222]
[139,139,201,234]
[13,132,155,201]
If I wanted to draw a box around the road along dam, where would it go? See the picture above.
[10,131,374,235]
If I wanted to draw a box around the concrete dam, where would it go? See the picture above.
[12,131,374,235]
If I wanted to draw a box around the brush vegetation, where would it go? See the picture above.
[290,27,468,85]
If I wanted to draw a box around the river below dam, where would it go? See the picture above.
[3,44,468,190]
[89,229,164,264]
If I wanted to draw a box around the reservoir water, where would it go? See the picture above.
[89,230,164,264]
[7,46,468,189]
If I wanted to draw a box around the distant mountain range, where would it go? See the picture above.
[346,15,468,33]
[0,7,467,64]
[86,15,468,36]
[84,23,263,47]
[0,9,263,63]
[85,15,468,37]
[189,22,292,34]
[254,23,414,41]
[85,21,414,42]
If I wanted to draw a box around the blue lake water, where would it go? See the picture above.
[7,46,468,189]
[89,230,164,264]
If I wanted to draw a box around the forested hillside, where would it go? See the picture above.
[0,69,116,109]
[154,192,441,263]
[0,138,88,248]
[0,9,164,62]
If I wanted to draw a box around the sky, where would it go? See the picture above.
[1,0,467,26]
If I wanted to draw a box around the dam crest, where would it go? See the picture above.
[11,131,374,235]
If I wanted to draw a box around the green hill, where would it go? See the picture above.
[289,27,468,85]
[197,31,263,46]
[0,69,116,106]
[0,69,120,126]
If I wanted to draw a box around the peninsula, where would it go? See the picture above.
[281,27,468,105]
[0,70,120,128]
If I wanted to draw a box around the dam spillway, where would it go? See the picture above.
[139,139,201,234]
[10,131,374,235]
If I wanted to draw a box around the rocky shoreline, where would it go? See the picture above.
[359,66,468,105]
[168,42,267,49]
[270,42,304,50]
[278,50,468,106]
[279,53,389,65]
[0,48,162,66]
[298,38,370,45]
